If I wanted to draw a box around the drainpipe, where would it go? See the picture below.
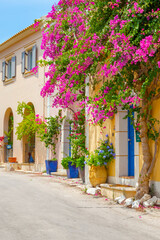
[46,95,50,160]
[44,63,50,161]
[85,76,90,185]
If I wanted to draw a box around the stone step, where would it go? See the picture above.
[51,171,67,177]
[0,163,6,168]
[100,183,136,200]
[0,165,5,168]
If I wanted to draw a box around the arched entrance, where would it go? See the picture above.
[4,108,14,162]
[23,102,35,163]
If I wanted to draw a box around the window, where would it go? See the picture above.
[22,45,37,74]
[7,59,12,79]
[2,56,16,82]
[28,49,33,71]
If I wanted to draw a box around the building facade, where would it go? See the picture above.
[0,23,73,172]
[89,82,160,196]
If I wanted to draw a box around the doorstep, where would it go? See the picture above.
[5,162,21,172]
[51,170,67,177]
[120,176,134,179]
[119,176,135,187]
[100,183,136,200]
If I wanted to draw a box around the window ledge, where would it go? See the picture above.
[3,78,15,85]
[24,70,34,78]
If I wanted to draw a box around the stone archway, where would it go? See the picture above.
[61,109,74,160]
[22,102,35,163]
[61,119,70,159]
[4,108,14,162]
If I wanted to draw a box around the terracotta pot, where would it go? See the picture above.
[89,165,107,187]
[8,157,17,163]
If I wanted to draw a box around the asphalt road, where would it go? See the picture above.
[0,170,160,240]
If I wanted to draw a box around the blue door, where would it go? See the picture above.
[128,115,134,176]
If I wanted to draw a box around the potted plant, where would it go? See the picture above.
[86,135,115,187]
[45,157,58,175]
[37,111,65,174]
[61,156,79,178]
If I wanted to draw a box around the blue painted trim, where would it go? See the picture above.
[128,113,135,176]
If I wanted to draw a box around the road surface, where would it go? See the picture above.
[0,170,160,240]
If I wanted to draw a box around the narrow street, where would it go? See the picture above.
[0,170,160,240]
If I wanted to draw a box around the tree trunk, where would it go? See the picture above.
[135,104,152,199]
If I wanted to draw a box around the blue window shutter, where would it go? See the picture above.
[32,45,37,69]
[27,51,30,71]
[11,56,16,78]
[22,51,25,74]
[2,61,6,81]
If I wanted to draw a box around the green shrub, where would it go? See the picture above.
[86,136,115,167]
[61,156,77,169]
[76,156,85,170]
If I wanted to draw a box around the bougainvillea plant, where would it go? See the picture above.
[0,136,4,147]
[37,0,160,199]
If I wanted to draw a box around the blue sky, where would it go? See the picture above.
[0,0,59,44]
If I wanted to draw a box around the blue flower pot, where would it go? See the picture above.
[67,162,79,178]
[45,160,58,175]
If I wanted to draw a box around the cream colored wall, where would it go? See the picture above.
[0,29,47,170]
[89,81,115,178]
[89,118,115,177]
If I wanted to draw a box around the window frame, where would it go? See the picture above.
[27,49,33,71]
[2,56,16,82]
[22,44,37,75]
[7,59,12,79]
